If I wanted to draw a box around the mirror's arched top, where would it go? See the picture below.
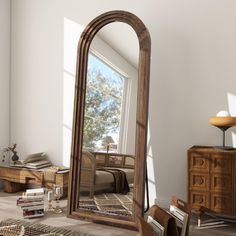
[79,10,151,51]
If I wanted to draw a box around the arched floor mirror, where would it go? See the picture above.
[68,10,151,230]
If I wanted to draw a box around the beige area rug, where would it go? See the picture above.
[79,191,133,217]
[0,218,96,236]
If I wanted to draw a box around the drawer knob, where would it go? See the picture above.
[215,159,226,168]
[196,158,204,166]
[194,176,204,185]
[195,195,204,204]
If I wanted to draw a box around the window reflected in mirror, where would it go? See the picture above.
[77,22,139,218]
[83,52,125,153]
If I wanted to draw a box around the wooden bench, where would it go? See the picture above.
[0,165,69,197]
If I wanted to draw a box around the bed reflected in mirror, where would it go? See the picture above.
[79,151,135,217]
[77,22,138,218]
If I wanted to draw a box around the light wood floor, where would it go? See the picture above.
[0,191,138,236]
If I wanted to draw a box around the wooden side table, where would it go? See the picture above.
[0,165,69,197]
[188,146,236,215]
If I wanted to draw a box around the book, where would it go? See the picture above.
[147,216,164,236]
[10,162,25,168]
[25,160,50,167]
[168,196,190,236]
[26,188,44,196]
[17,200,44,207]
[169,204,189,236]
[47,166,70,173]
[23,213,44,219]
[21,195,44,201]
[23,209,44,219]
[21,204,44,211]
[56,169,69,174]
[17,196,44,205]
[23,152,47,164]
[170,205,187,222]
[196,218,226,229]
[26,163,51,169]
[25,160,51,169]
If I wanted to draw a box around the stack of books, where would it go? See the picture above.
[11,152,52,169]
[196,206,229,229]
[17,188,45,219]
[24,160,51,169]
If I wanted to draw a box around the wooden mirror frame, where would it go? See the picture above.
[67,10,151,230]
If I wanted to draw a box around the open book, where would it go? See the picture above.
[168,196,190,236]
[169,204,189,236]
[147,216,165,236]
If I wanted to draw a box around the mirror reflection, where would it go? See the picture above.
[77,22,139,217]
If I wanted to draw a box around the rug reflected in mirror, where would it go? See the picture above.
[0,219,96,236]
[79,191,133,217]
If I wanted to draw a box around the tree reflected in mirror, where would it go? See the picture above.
[83,53,124,152]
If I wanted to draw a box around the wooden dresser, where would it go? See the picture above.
[188,146,236,215]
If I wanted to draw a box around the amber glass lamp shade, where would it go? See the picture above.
[209,116,236,149]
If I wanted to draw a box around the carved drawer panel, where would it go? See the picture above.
[210,194,233,214]
[211,174,231,193]
[189,153,209,172]
[211,155,232,174]
[189,191,209,209]
[189,173,209,190]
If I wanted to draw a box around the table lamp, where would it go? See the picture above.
[102,136,114,153]
[209,110,236,149]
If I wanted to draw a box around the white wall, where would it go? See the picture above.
[11,0,236,206]
[0,0,10,162]
[11,0,63,165]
